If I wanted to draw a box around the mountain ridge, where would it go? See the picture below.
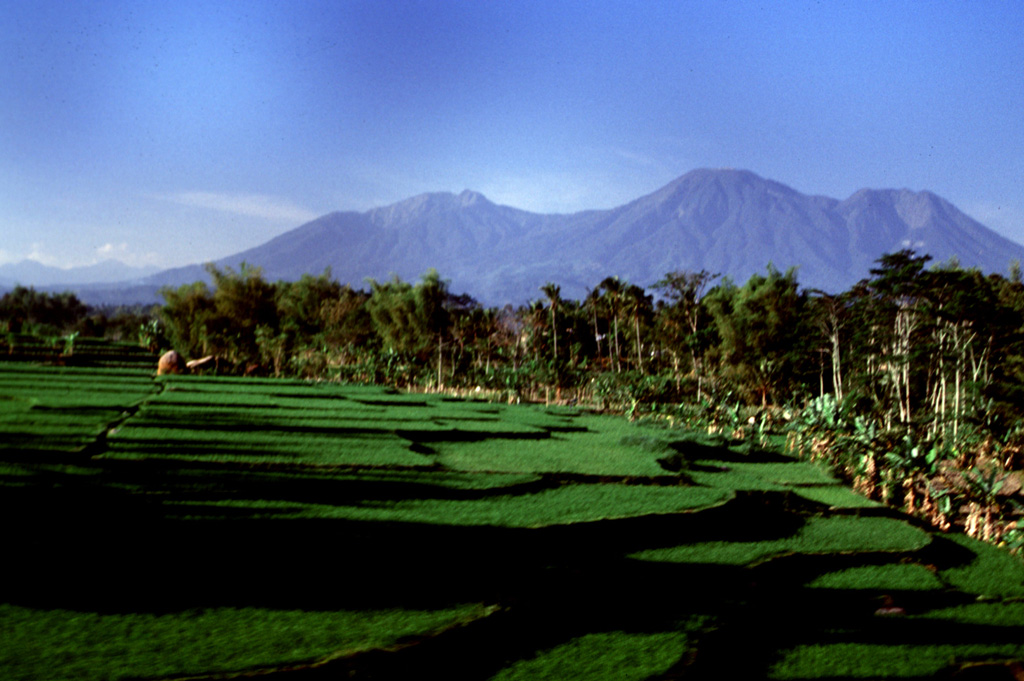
[16,169,1024,306]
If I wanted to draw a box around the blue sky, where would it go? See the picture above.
[2,0,1023,270]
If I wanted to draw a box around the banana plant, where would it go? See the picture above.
[961,463,1008,542]
[807,393,841,431]
[963,463,1006,505]
[880,434,945,508]
[62,331,79,356]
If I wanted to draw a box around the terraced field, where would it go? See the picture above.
[2,362,1023,679]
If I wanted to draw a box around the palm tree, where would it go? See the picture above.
[540,282,561,363]
[623,283,652,373]
[523,300,548,363]
[584,288,604,366]
[595,277,624,372]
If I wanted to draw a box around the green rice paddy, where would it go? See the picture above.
[489,629,696,681]
[0,603,491,681]
[2,358,1023,679]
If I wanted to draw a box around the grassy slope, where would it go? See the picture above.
[2,362,1023,680]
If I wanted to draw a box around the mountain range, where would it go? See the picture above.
[0,259,159,288]
[14,168,1024,306]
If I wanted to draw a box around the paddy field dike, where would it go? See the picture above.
[2,350,1024,680]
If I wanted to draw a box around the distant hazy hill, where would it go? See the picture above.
[0,259,159,288]
[67,169,1024,306]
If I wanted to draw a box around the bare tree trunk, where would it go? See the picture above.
[612,316,621,373]
[831,328,843,402]
[691,350,703,402]
[634,313,644,373]
[550,306,557,361]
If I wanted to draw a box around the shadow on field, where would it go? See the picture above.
[4,456,1023,679]
[352,398,432,407]
[3,465,800,611]
[665,437,795,465]
[106,420,557,444]
[676,546,1024,681]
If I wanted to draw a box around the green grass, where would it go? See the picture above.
[805,563,945,591]
[768,642,964,679]
[104,426,439,467]
[98,376,688,476]
[920,601,1024,626]
[4,357,1024,679]
[767,582,1024,679]
[488,630,691,681]
[166,482,734,526]
[434,415,675,476]
[686,460,839,491]
[0,603,490,681]
[0,460,102,487]
[937,533,1024,599]
[790,484,883,508]
[631,516,932,565]
[0,365,157,454]
[768,640,1024,679]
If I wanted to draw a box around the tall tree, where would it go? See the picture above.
[593,277,625,372]
[367,276,426,356]
[862,250,932,428]
[704,265,808,406]
[206,263,278,366]
[920,264,1000,440]
[0,286,87,335]
[540,282,562,363]
[623,283,653,373]
[366,270,453,387]
[654,270,718,398]
[276,270,342,340]
[584,288,605,367]
[159,281,215,358]
[807,290,849,401]
[320,285,374,356]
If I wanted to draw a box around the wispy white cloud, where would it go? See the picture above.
[96,242,128,257]
[7,242,162,269]
[26,243,62,267]
[154,191,319,224]
[94,242,161,267]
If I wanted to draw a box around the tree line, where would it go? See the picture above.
[2,251,1023,550]
[155,253,1024,551]
[0,285,149,342]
